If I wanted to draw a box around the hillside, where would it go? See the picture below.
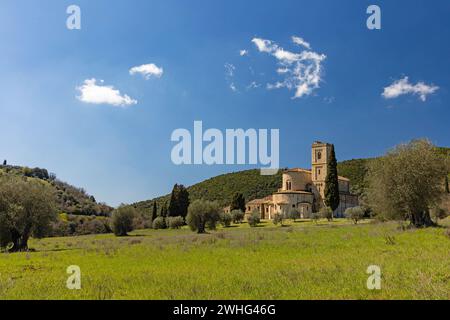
[0,164,112,216]
[133,146,450,214]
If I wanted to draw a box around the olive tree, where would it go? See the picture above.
[366,139,449,227]
[0,176,57,252]
[186,200,221,233]
[111,206,136,236]
[345,206,365,224]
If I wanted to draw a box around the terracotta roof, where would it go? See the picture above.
[284,167,350,181]
[275,191,313,195]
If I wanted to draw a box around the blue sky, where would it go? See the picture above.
[1,0,449,206]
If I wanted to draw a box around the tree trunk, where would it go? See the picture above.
[410,210,435,228]
[9,230,29,252]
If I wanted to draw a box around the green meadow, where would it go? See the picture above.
[0,219,449,300]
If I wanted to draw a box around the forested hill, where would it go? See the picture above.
[132,146,450,213]
[0,164,113,216]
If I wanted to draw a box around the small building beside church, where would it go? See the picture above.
[245,141,359,219]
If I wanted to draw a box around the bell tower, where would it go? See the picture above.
[311,141,332,198]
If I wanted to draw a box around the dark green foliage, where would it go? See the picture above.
[324,144,340,212]
[186,200,221,234]
[167,216,184,229]
[152,216,166,229]
[0,164,112,217]
[445,175,449,194]
[111,206,136,236]
[132,169,283,212]
[50,214,111,237]
[151,201,158,222]
[160,202,168,217]
[2,160,6,166]
[247,210,261,227]
[230,192,246,212]
[168,184,190,218]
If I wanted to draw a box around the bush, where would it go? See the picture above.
[231,210,245,224]
[167,216,184,229]
[311,211,320,223]
[345,206,365,225]
[287,208,300,221]
[319,207,333,221]
[186,200,221,233]
[152,216,166,229]
[247,210,261,227]
[220,212,232,227]
[273,212,285,226]
[111,206,136,236]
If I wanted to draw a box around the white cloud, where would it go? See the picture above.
[76,79,137,107]
[230,82,238,92]
[251,36,326,99]
[251,38,278,53]
[246,81,261,90]
[382,77,439,102]
[239,50,248,56]
[292,36,311,49]
[129,63,163,79]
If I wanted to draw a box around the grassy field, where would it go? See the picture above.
[0,218,449,300]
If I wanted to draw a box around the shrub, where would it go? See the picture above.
[231,210,245,224]
[186,200,221,233]
[287,208,300,221]
[273,212,285,226]
[111,206,136,236]
[247,210,261,227]
[345,206,365,225]
[220,212,232,227]
[319,207,333,221]
[167,216,184,229]
[152,216,166,230]
[311,211,320,223]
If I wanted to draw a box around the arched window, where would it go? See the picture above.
[318,151,322,160]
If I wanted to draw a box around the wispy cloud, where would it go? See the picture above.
[382,76,439,102]
[239,50,248,57]
[129,63,163,79]
[224,63,235,77]
[76,79,137,107]
[251,36,326,99]
[291,36,311,49]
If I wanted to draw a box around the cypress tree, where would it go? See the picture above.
[178,185,190,218]
[230,192,246,212]
[168,184,190,218]
[446,175,449,193]
[160,202,168,217]
[168,184,180,217]
[324,144,340,214]
[151,201,158,222]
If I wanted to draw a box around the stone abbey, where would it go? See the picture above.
[239,141,359,219]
